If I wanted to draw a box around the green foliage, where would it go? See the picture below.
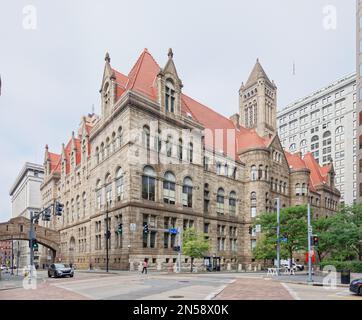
[182,228,210,260]
[255,205,308,263]
[319,260,362,273]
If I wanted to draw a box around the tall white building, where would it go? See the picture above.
[277,74,357,205]
[9,162,44,268]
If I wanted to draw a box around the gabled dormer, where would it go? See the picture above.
[156,48,183,116]
[99,52,117,119]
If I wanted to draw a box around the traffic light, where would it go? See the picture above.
[31,239,39,252]
[248,227,253,235]
[117,223,123,235]
[312,235,319,246]
[143,223,149,234]
[42,208,51,221]
[55,202,64,216]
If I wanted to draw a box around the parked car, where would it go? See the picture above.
[349,278,362,296]
[0,265,7,271]
[48,263,74,278]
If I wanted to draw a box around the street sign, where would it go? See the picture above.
[280,237,288,243]
[255,225,261,233]
[308,226,313,234]
[169,228,178,234]
[130,223,136,232]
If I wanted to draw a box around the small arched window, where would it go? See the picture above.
[166,135,173,157]
[323,131,331,138]
[335,126,344,134]
[188,142,193,163]
[165,80,175,113]
[163,171,176,205]
[182,177,193,208]
[178,138,183,160]
[296,183,301,196]
[142,125,150,150]
[258,165,263,180]
[311,135,319,142]
[300,139,307,147]
[105,173,112,205]
[117,127,123,148]
[289,143,296,152]
[302,183,307,196]
[216,188,225,215]
[142,166,156,201]
[250,192,257,218]
[251,165,257,181]
[229,191,236,216]
[95,179,102,210]
[116,167,124,201]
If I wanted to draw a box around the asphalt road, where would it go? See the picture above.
[0,271,361,300]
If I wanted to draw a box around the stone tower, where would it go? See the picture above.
[239,59,277,137]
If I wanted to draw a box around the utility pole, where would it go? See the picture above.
[276,198,281,276]
[11,238,14,275]
[16,241,19,276]
[29,211,35,280]
[307,203,313,283]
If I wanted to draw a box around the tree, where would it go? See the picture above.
[182,228,210,272]
[253,234,288,266]
[255,205,308,267]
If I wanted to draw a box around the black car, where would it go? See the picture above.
[48,263,74,278]
[349,278,362,296]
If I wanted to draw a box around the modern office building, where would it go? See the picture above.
[277,74,357,205]
[9,162,44,268]
[356,0,362,202]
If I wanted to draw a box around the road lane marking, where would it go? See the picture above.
[281,283,301,300]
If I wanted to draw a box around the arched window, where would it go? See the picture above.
[82,192,86,217]
[182,177,193,208]
[188,142,193,163]
[302,183,307,196]
[163,171,176,205]
[117,127,123,149]
[311,135,319,142]
[76,195,80,220]
[289,143,296,152]
[295,183,301,196]
[111,132,116,153]
[258,165,263,180]
[251,165,257,181]
[229,191,236,216]
[105,137,110,158]
[270,177,274,190]
[95,146,100,164]
[300,139,307,147]
[335,126,344,134]
[178,138,183,160]
[165,80,175,113]
[166,135,173,157]
[105,173,112,205]
[71,198,74,222]
[115,167,124,201]
[204,183,210,213]
[142,126,150,150]
[96,179,102,210]
[323,131,331,139]
[283,182,287,194]
[216,188,225,215]
[279,181,283,193]
[142,166,156,201]
[262,163,270,178]
[100,142,105,162]
[250,192,257,218]
[216,162,222,175]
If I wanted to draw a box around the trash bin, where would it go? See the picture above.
[341,269,350,284]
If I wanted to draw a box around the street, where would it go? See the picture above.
[0,271,361,300]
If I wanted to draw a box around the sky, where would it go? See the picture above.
[0,0,355,221]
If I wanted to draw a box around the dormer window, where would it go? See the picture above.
[165,80,175,113]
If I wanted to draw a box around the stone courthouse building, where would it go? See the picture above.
[40,49,340,270]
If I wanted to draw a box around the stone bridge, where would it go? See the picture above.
[0,217,60,262]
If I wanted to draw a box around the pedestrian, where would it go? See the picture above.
[141,259,148,274]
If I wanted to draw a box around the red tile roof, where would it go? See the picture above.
[303,152,332,187]
[285,151,308,170]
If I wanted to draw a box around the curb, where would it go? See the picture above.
[271,278,349,288]
[205,279,236,300]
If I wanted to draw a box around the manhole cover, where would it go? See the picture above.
[169,295,184,299]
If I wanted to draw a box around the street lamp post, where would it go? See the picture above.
[275,198,281,276]
[105,200,111,273]
[307,203,313,283]
[11,238,14,276]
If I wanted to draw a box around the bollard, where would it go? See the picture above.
[248,264,252,271]
[258,264,261,271]
[238,264,242,272]
[129,261,134,271]
[157,262,162,271]
[138,262,143,272]
[227,263,231,271]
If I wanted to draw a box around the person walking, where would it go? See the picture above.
[141,259,148,274]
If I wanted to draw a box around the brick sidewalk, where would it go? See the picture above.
[215,278,293,300]
[0,281,90,300]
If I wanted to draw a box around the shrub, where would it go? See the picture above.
[319,260,362,273]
